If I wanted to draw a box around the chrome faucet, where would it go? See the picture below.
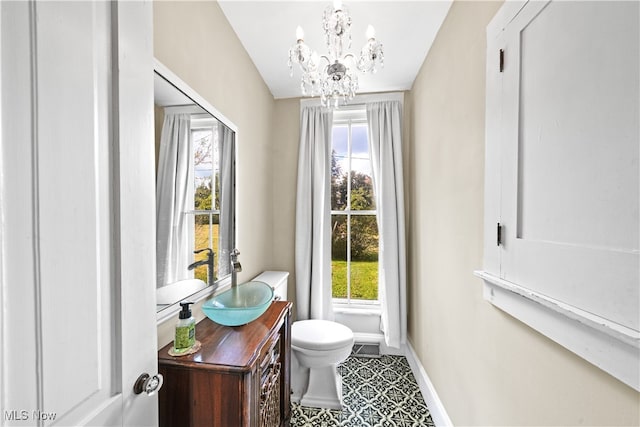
[230,248,242,288]
[188,248,215,286]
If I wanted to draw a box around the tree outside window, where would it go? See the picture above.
[331,118,379,303]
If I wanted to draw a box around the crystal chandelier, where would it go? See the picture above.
[288,0,384,109]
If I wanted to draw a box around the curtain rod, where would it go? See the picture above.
[299,91,404,108]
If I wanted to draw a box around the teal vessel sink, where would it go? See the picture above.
[202,281,274,326]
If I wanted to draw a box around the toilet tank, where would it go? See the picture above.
[252,271,289,301]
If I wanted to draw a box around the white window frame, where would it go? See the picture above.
[185,115,223,279]
[331,107,380,307]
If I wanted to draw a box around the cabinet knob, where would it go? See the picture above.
[133,373,164,396]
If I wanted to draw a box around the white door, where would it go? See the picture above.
[0,2,158,426]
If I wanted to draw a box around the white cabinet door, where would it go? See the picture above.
[500,0,639,331]
[480,0,640,391]
[1,2,157,425]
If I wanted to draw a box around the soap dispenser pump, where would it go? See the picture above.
[174,302,195,353]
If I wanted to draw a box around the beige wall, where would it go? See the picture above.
[271,98,301,302]
[154,0,275,347]
[407,1,640,425]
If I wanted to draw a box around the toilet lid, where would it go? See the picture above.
[292,320,354,351]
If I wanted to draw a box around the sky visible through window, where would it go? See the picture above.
[332,124,371,178]
[193,126,219,190]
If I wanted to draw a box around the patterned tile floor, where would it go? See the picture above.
[290,354,435,427]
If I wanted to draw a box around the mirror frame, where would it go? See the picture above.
[154,59,238,323]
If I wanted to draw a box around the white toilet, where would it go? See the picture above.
[291,319,354,409]
[252,271,354,410]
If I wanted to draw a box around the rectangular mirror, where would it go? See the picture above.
[154,61,236,313]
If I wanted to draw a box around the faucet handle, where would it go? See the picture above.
[230,248,242,273]
[194,248,213,255]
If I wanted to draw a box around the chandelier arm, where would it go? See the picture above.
[341,53,356,65]
[319,55,331,65]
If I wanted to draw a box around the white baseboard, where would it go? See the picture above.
[404,341,453,427]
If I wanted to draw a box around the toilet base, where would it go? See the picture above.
[290,353,307,403]
[300,365,343,410]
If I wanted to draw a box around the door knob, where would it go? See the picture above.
[133,373,163,396]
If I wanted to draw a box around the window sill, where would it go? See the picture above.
[156,276,231,324]
[333,304,381,316]
[474,270,639,391]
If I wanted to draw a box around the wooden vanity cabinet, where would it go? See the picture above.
[158,301,292,427]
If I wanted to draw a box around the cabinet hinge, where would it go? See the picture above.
[499,49,504,72]
[497,223,503,246]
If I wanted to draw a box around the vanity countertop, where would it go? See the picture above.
[158,301,292,372]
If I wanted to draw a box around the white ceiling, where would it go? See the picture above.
[218,1,452,99]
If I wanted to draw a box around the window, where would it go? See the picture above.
[187,115,221,282]
[331,109,379,305]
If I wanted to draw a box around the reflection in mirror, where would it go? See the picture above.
[154,65,236,312]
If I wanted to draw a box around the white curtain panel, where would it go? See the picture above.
[156,111,193,288]
[295,106,334,321]
[219,124,235,278]
[367,101,407,349]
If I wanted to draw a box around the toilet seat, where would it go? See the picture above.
[292,320,353,351]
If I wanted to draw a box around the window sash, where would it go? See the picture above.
[331,210,376,216]
[185,211,219,245]
[188,121,221,279]
[332,113,378,304]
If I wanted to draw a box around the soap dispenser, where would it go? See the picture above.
[174,302,195,353]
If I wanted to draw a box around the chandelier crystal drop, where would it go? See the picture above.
[287,0,384,109]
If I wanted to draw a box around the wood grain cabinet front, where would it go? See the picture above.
[158,301,292,427]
